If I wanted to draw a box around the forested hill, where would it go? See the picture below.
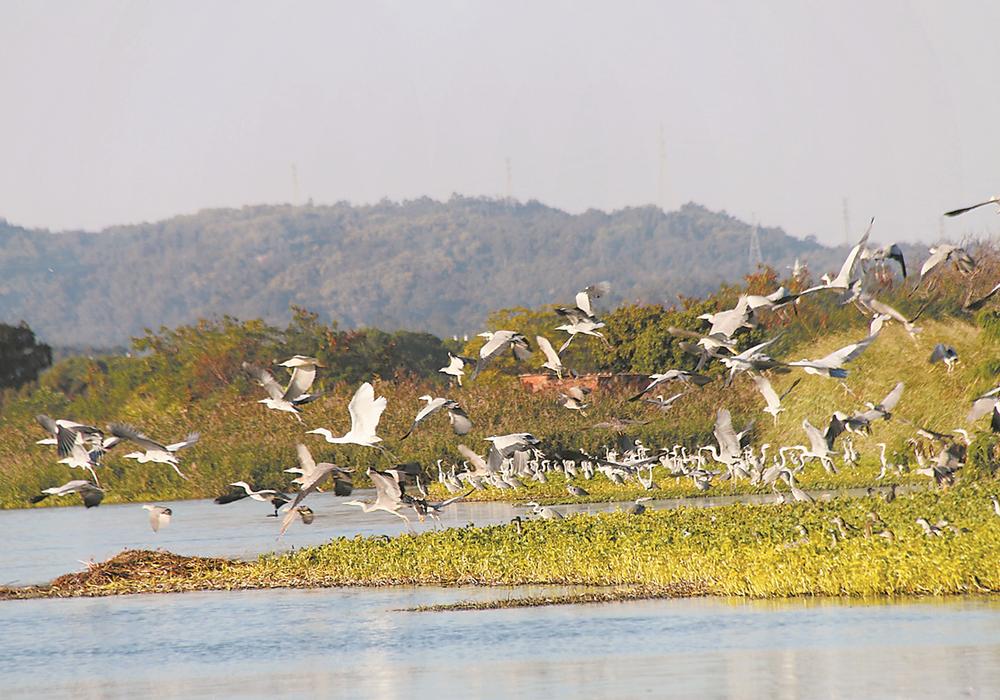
[0,197,844,347]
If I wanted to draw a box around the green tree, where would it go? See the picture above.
[0,321,51,389]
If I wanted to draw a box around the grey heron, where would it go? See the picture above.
[401,395,472,439]
[279,444,353,535]
[963,281,1000,312]
[801,220,872,293]
[566,484,589,497]
[404,490,473,524]
[214,481,291,516]
[439,352,472,386]
[917,244,976,286]
[142,505,172,532]
[944,196,1000,217]
[306,381,387,449]
[629,369,711,401]
[470,331,531,379]
[860,243,907,278]
[30,480,104,508]
[524,501,564,520]
[928,344,959,372]
[624,497,653,514]
[110,423,199,479]
[641,392,685,412]
[990,495,1000,517]
[555,317,608,352]
[787,334,877,378]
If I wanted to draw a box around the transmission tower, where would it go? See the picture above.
[748,222,763,269]
[505,157,512,202]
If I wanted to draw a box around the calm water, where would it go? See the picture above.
[0,489,844,586]
[2,589,998,699]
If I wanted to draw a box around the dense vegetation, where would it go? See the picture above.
[5,487,998,600]
[1,240,997,509]
[0,198,846,347]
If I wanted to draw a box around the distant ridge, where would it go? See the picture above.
[0,197,843,346]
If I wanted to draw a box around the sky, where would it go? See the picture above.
[2,0,1000,245]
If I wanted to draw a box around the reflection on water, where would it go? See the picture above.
[2,589,998,699]
[0,487,897,586]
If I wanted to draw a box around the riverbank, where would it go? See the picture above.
[3,487,997,602]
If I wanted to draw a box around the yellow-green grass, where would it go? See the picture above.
[4,486,998,601]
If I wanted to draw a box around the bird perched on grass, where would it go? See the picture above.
[928,344,959,372]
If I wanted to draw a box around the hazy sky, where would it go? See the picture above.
[3,1,1000,245]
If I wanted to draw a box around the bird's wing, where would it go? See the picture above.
[148,507,162,532]
[79,485,104,508]
[447,407,474,435]
[750,374,781,410]
[713,408,740,457]
[214,490,250,505]
[575,281,610,317]
[887,244,907,278]
[369,468,403,501]
[535,335,562,367]
[510,337,532,362]
[919,247,950,280]
[166,433,200,452]
[880,382,904,411]
[964,281,1000,312]
[347,382,387,438]
[944,198,999,217]
[833,219,873,285]
[243,362,284,400]
[109,423,167,452]
[296,443,317,474]
[283,365,317,401]
[821,335,876,367]
[778,378,802,401]
[802,420,828,453]
[55,425,80,458]
[457,444,490,474]
[968,397,999,423]
[478,331,512,359]
[864,297,910,325]
[35,414,58,436]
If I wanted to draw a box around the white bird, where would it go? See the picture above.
[787,334,877,378]
[555,317,608,353]
[439,352,471,385]
[558,392,589,415]
[860,243,907,278]
[536,335,566,377]
[142,505,172,532]
[928,344,959,372]
[751,375,801,424]
[242,356,321,421]
[306,382,387,448]
[110,424,200,479]
[524,501,565,520]
[470,331,531,379]
[800,419,838,473]
[555,281,610,323]
[858,295,924,338]
[57,430,104,484]
[30,480,104,508]
[968,386,1000,432]
[343,467,413,527]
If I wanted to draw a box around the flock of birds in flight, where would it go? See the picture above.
[26,198,1000,538]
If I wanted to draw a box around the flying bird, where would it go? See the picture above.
[439,352,472,386]
[943,196,1000,217]
[109,424,200,479]
[750,375,801,424]
[860,243,907,278]
[787,334,877,378]
[242,356,321,421]
[629,369,712,401]
[279,444,353,535]
[343,467,413,527]
[142,505,172,532]
[214,481,291,516]
[306,382,387,449]
[917,244,976,286]
[801,219,872,293]
[963,281,1000,312]
[555,281,610,324]
[470,331,531,379]
[535,335,566,378]
[30,480,104,508]
[401,396,472,439]
[640,392,685,412]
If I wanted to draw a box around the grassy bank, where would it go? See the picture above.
[4,487,998,601]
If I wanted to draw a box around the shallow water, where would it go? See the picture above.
[0,487,884,586]
[2,588,998,699]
